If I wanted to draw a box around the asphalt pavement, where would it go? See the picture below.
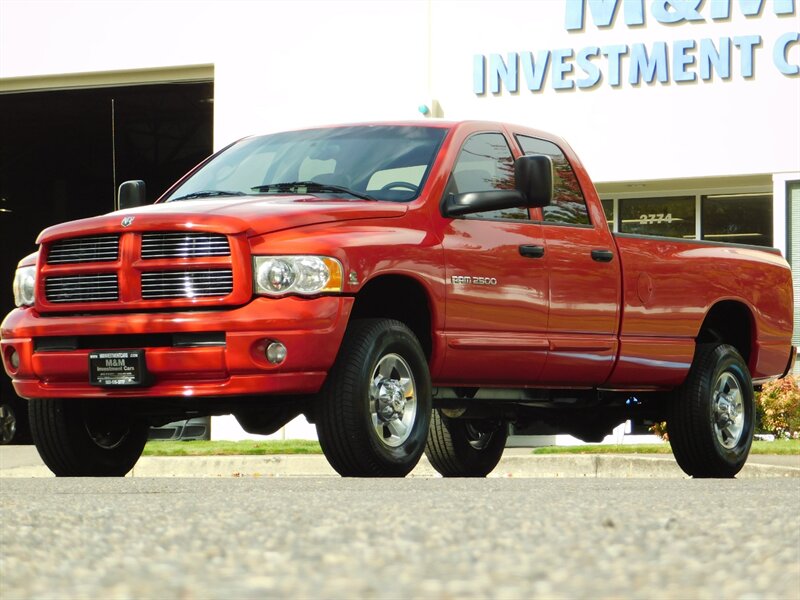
[1,477,799,599]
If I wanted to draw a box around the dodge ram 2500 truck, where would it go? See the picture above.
[1,121,794,478]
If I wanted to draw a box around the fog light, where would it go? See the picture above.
[266,342,287,365]
[9,349,20,371]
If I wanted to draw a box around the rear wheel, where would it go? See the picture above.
[0,393,32,445]
[0,402,18,444]
[29,399,148,477]
[669,343,754,478]
[316,319,431,477]
[425,410,508,477]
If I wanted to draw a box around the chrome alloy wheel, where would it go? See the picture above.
[465,423,495,451]
[83,406,131,450]
[370,353,417,448]
[713,372,745,449]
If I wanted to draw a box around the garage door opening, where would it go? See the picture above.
[0,80,213,308]
[0,78,213,442]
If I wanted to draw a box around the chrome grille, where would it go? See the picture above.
[47,235,119,264]
[141,232,230,259]
[141,269,233,300]
[45,274,119,303]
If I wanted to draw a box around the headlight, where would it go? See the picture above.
[13,266,36,307]
[253,256,343,296]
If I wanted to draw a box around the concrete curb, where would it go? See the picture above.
[2,453,797,479]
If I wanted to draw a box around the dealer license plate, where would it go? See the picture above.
[89,350,147,386]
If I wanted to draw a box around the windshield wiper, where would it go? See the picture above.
[169,190,247,202]
[252,181,375,201]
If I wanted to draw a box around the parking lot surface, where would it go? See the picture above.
[2,477,798,599]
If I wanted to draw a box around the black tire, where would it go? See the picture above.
[316,318,432,477]
[425,410,508,477]
[29,399,148,477]
[669,343,755,478]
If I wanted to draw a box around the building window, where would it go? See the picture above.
[787,181,800,352]
[618,196,696,239]
[601,199,614,229]
[701,194,772,247]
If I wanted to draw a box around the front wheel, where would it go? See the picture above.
[29,399,148,476]
[315,319,432,477]
[425,410,508,477]
[668,343,755,478]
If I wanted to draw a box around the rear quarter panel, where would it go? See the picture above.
[607,234,793,388]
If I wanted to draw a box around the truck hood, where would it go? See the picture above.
[37,195,408,244]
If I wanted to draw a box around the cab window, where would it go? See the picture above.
[516,135,590,226]
[447,133,528,221]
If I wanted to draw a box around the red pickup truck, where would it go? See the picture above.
[1,121,794,478]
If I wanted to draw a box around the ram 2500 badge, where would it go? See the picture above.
[2,121,794,478]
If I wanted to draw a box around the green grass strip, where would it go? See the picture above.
[142,438,798,457]
[143,439,322,456]
[531,439,799,455]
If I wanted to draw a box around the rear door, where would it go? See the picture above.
[515,134,621,386]
[439,132,549,385]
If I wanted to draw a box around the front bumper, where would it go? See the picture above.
[1,296,353,399]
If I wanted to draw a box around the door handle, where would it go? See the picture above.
[591,249,614,262]
[519,245,545,258]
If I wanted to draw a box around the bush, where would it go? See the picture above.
[757,375,800,439]
[649,421,669,441]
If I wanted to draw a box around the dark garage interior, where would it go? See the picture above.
[0,80,214,443]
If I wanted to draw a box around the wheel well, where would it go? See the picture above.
[697,301,753,365]
[349,276,433,359]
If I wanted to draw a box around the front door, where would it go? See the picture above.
[439,132,549,385]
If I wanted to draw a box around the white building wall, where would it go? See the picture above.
[0,0,432,145]
[428,1,800,182]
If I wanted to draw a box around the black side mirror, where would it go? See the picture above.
[444,190,526,217]
[515,155,553,207]
[118,180,147,210]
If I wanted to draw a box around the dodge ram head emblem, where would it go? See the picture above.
[121,216,135,227]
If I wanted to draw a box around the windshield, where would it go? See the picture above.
[164,125,448,203]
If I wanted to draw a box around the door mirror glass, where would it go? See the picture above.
[515,155,553,207]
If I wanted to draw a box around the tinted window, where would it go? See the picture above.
[702,194,772,247]
[448,133,527,220]
[516,136,590,226]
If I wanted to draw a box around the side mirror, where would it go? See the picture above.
[515,155,553,207]
[443,190,526,217]
[118,180,147,210]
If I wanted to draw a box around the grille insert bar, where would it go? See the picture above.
[141,269,233,300]
[141,232,230,259]
[47,235,120,264]
[45,274,119,303]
